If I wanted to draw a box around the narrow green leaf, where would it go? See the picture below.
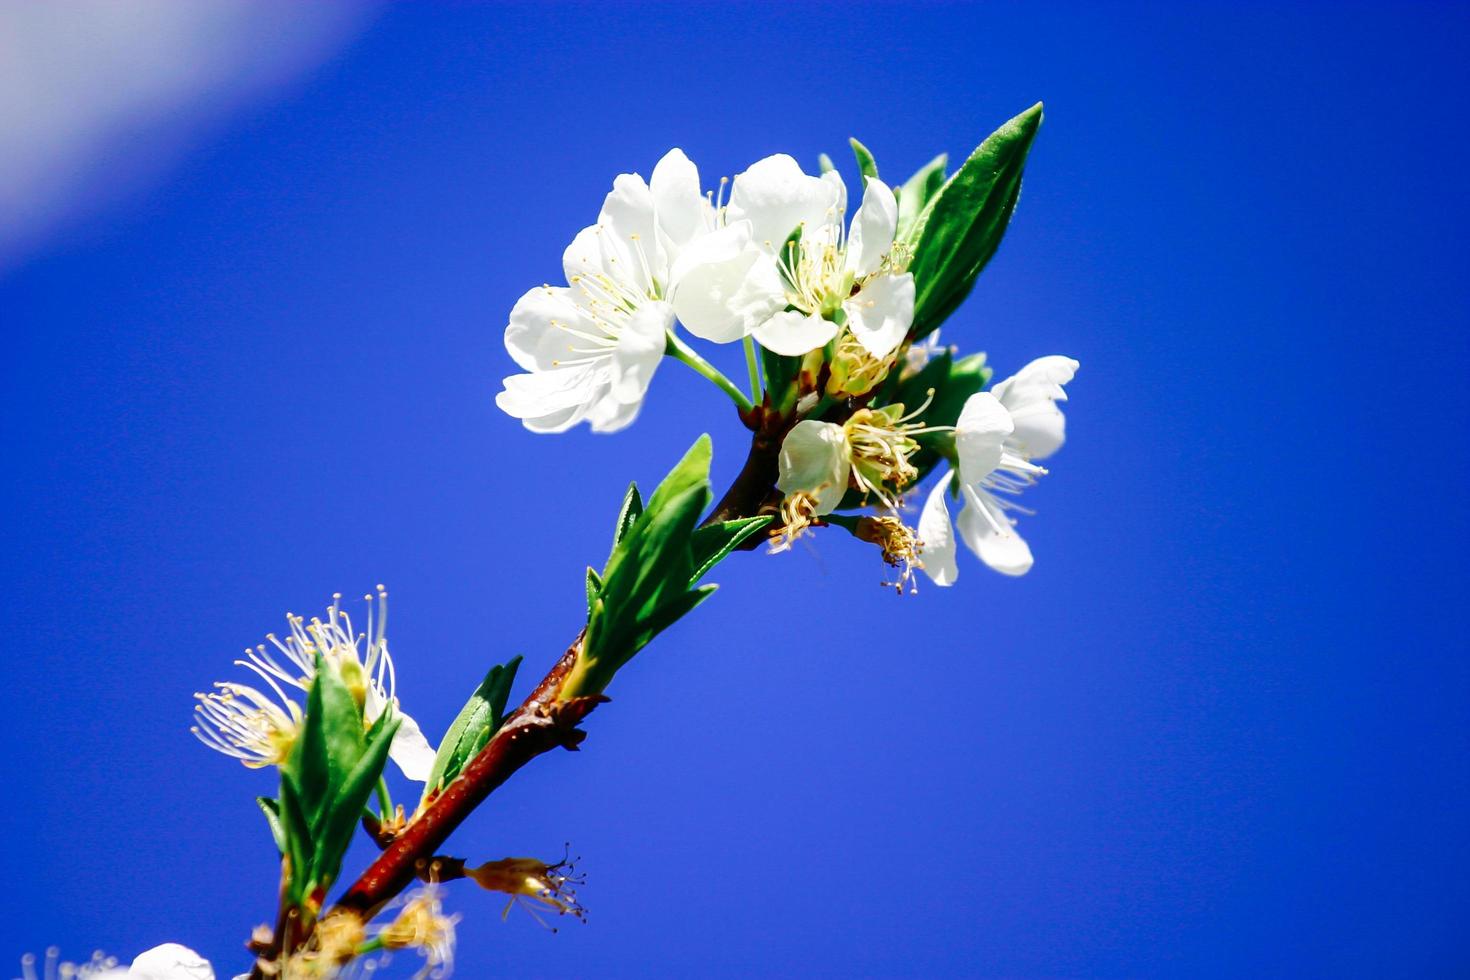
[628,585,717,653]
[642,435,713,519]
[689,516,772,584]
[313,712,402,891]
[611,482,643,553]
[422,655,523,794]
[287,657,365,836]
[256,797,286,855]
[905,103,1044,338]
[849,137,879,181]
[277,772,312,903]
[585,566,602,617]
[896,153,948,239]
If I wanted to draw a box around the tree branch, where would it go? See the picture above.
[250,430,789,974]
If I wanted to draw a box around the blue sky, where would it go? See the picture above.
[2,3,1467,977]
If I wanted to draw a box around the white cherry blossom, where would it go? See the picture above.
[496,149,713,433]
[920,357,1079,582]
[672,154,915,358]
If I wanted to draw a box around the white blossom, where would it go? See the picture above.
[920,357,1079,582]
[496,149,713,433]
[671,155,914,358]
[196,587,436,782]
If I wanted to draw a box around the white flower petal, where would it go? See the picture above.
[844,271,914,359]
[504,285,601,372]
[845,177,898,277]
[957,488,1034,576]
[561,223,613,284]
[917,477,958,586]
[495,365,603,433]
[586,394,642,433]
[610,302,671,403]
[776,420,850,514]
[753,309,841,357]
[388,709,437,783]
[650,147,711,258]
[128,943,215,980]
[597,173,659,290]
[670,223,787,344]
[728,153,842,249]
[954,392,1015,487]
[992,355,1080,461]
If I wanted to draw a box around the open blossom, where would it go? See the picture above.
[920,356,1079,582]
[194,587,436,782]
[672,154,915,358]
[496,149,714,433]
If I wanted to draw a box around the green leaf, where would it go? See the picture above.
[850,137,878,181]
[277,771,312,904]
[312,712,401,892]
[256,796,286,855]
[641,435,713,520]
[896,153,947,240]
[585,566,602,617]
[422,656,523,795]
[905,103,1043,338]
[689,516,772,583]
[286,657,366,836]
[570,437,724,699]
[612,482,643,552]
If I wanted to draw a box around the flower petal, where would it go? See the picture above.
[670,222,786,343]
[728,153,842,249]
[495,365,604,433]
[650,147,711,258]
[128,943,215,980]
[954,392,1015,487]
[845,271,914,359]
[958,487,1034,576]
[504,285,602,372]
[776,419,850,514]
[388,709,437,783]
[597,172,659,290]
[992,355,1080,461]
[609,302,671,403]
[845,177,898,277]
[753,309,840,357]
[917,477,958,586]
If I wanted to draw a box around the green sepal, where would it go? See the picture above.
[904,103,1043,339]
[817,152,836,174]
[850,137,879,181]
[256,796,286,855]
[311,710,401,894]
[422,655,524,796]
[896,153,948,240]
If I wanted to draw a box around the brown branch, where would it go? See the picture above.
[250,431,789,974]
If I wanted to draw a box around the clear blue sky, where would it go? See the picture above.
[3,3,1467,976]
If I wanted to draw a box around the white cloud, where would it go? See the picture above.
[0,1,375,272]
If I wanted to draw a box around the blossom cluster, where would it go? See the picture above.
[496,141,1078,585]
